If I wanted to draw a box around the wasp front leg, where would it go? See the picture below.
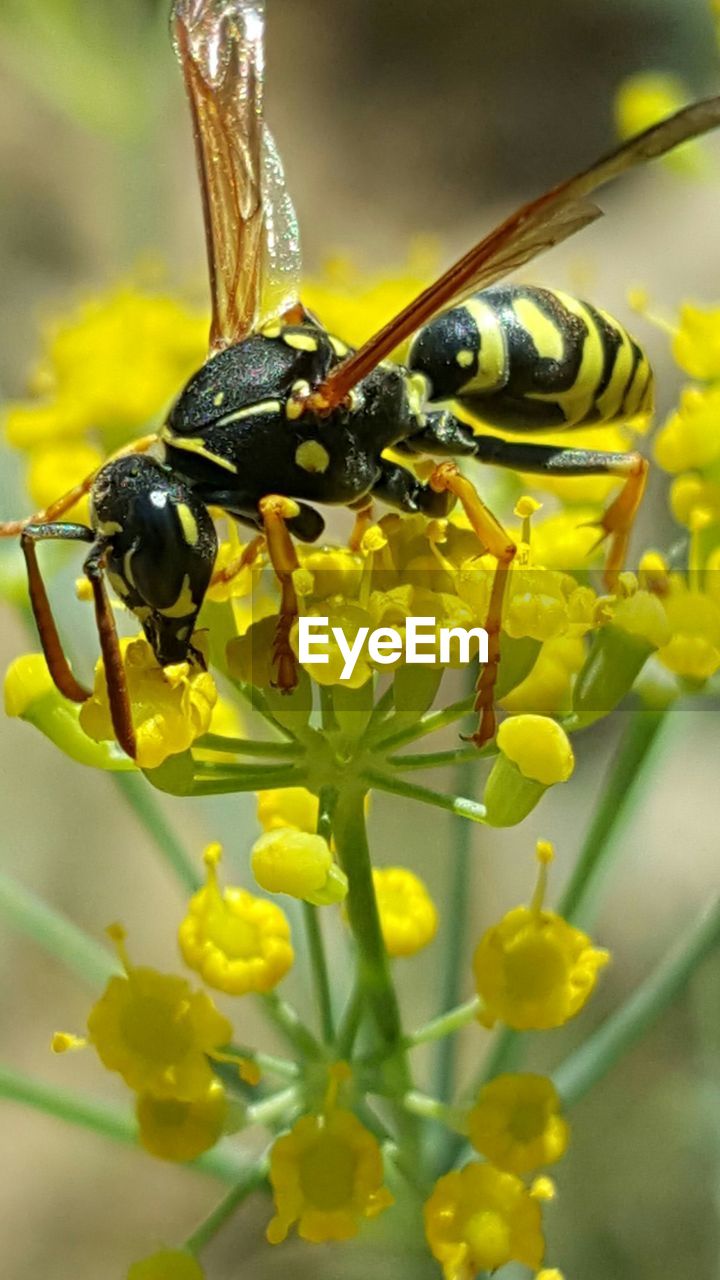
[257,495,306,693]
[428,463,516,748]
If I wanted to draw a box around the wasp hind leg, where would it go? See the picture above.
[257,495,322,694]
[20,523,137,759]
[404,412,648,585]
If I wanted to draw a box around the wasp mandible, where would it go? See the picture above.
[4,0,720,758]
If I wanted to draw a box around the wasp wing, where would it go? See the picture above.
[173,0,301,351]
[315,94,720,407]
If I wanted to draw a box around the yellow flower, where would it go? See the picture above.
[656,587,720,680]
[423,1162,545,1279]
[670,473,720,527]
[267,1065,393,1244]
[126,1251,204,1280]
[136,1080,227,1162]
[372,867,438,957]
[79,635,217,769]
[257,787,319,834]
[654,386,720,474]
[467,1074,569,1175]
[500,637,585,717]
[473,841,609,1030]
[611,589,671,649]
[291,602,374,687]
[672,302,720,380]
[87,925,231,1100]
[615,72,690,146]
[179,843,294,995]
[252,828,347,905]
[496,715,574,786]
[26,440,104,520]
[5,284,207,455]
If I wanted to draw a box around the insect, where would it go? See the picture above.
[4,0,720,761]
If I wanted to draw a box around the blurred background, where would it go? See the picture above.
[0,1,719,1277]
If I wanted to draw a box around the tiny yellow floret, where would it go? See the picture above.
[86,927,231,1100]
[468,1073,569,1176]
[267,1066,393,1244]
[179,843,294,995]
[252,828,347,905]
[497,715,575,785]
[423,1161,545,1278]
[126,1251,204,1280]
[372,867,438,957]
[257,787,319,834]
[473,842,608,1030]
[136,1080,227,1162]
[79,635,217,769]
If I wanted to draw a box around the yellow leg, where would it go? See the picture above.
[258,495,301,693]
[209,533,265,587]
[348,499,374,552]
[430,463,516,748]
[0,434,157,538]
[592,453,649,586]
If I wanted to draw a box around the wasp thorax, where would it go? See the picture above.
[90,455,217,666]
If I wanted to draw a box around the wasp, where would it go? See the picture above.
[4,0,720,760]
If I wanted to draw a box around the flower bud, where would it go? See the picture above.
[251,828,348,905]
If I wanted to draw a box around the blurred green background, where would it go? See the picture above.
[0,1,719,1277]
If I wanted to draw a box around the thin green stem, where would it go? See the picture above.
[387,745,496,771]
[229,1046,300,1082]
[194,734,301,758]
[364,769,486,823]
[301,785,336,1044]
[302,903,335,1044]
[112,772,201,893]
[0,872,117,988]
[337,981,366,1058]
[406,997,482,1050]
[434,697,478,1106]
[554,897,720,1107]
[402,1090,467,1134]
[230,680,296,740]
[259,992,325,1061]
[184,1154,270,1253]
[189,767,308,795]
[0,1066,249,1183]
[246,1085,301,1129]
[559,709,668,924]
[371,694,475,753]
[366,679,396,730]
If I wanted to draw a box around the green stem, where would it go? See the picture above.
[372,695,475,753]
[302,903,335,1044]
[387,745,496,771]
[559,709,668,924]
[364,769,486,823]
[554,897,720,1107]
[112,771,201,893]
[184,1154,270,1253]
[0,872,117,987]
[194,734,300,758]
[337,981,366,1058]
[246,1085,301,1129]
[189,767,308,795]
[0,1066,249,1183]
[301,785,336,1044]
[406,997,482,1050]
[402,1090,467,1134]
[366,679,396,730]
[259,992,325,1061]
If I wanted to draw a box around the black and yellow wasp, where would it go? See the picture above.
[4,0,720,759]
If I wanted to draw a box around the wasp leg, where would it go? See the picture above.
[210,533,265,588]
[258,495,302,693]
[82,543,136,760]
[404,414,648,584]
[20,522,95,703]
[0,434,157,538]
[370,458,455,518]
[429,463,517,748]
[348,497,375,551]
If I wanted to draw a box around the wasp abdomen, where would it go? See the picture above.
[408,285,653,432]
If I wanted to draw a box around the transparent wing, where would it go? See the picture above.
[173,0,300,350]
[261,126,302,323]
[315,94,720,408]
